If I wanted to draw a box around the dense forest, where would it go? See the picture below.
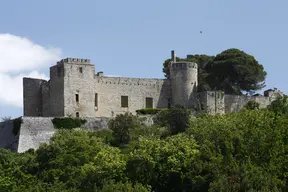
[1,96,288,192]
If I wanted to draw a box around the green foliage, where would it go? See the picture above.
[162,54,214,92]
[205,48,267,94]
[267,95,288,115]
[187,109,288,190]
[52,117,87,129]
[2,105,288,191]
[1,116,11,122]
[126,134,199,191]
[243,100,260,110]
[12,117,22,135]
[136,108,167,115]
[99,180,151,192]
[153,105,191,135]
[162,48,267,94]
[108,112,139,146]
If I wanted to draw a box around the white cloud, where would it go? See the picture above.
[0,33,62,108]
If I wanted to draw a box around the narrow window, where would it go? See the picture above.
[76,112,79,117]
[75,94,79,103]
[121,96,128,108]
[95,93,98,107]
[168,98,171,108]
[79,67,83,73]
[145,97,153,108]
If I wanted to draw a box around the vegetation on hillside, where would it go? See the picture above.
[163,48,267,95]
[0,96,288,191]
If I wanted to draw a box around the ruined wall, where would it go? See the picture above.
[0,120,19,152]
[94,76,171,117]
[224,95,272,113]
[23,78,48,116]
[199,91,225,115]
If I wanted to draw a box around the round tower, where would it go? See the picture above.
[169,60,198,108]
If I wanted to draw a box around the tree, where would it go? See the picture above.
[205,48,267,94]
[162,49,267,95]
[108,112,139,146]
[162,54,214,92]
[267,95,288,115]
[153,105,191,135]
[243,100,260,110]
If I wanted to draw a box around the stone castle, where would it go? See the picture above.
[0,50,284,153]
[23,50,283,118]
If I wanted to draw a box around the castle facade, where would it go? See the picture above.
[23,51,283,118]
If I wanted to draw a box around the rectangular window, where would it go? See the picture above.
[145,97,153,108]
[76,112,79,117]
[79,67,83,73]
[75,94,79,103]
[95,93,98,107]
[121,96,128,108]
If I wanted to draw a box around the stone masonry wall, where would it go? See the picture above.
[94,76,171,117]
[0,120,19,152]
[63,62,96,117]
[23,78,48,116]
[224,95,272,113]
[17,117,110,153]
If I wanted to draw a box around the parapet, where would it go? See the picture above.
[57,58,91,65]
[170,62,197,69]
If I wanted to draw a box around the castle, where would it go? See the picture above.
[0,50,284,153]
[23,51,283,118]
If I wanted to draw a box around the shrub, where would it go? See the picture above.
[153,105,192,135]
[52,117,87,129]
[136,108,167,115]
[108,112,139,146]
[267,95,288,115]
[243,100,260,110]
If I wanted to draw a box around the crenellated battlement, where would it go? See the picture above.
[57,58,91,65]
[170,62,197,69]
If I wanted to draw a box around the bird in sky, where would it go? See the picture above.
[200,31,202,33]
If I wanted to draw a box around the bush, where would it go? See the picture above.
[52,117,87,129]
[108,112,139,146]
[99,180,151,192]
[136,108,167,115]
[243,100,260,110]
[267,95,288,115]
[153,105,192,135]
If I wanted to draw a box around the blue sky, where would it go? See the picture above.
[0,0,287,119]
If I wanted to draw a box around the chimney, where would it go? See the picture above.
[171,50,176,63]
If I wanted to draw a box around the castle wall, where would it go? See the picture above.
[170,62,198,108]
[17,117,110,153]
[224,95,272,113]
[94,76,171,117]
[49,64,65,116]
[23,78,48,116]
[63,62,96,117]
[41,81,50,116]
[198,91,225,115]
[0,120,19,152]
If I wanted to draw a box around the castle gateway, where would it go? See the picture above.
[23,51,283,118]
